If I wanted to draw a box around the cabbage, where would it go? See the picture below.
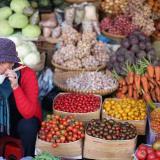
[16,42,31,58]
[0,20,14,36]
[9,13,28,29]
[22,24,41,38]
[23,52,40,66]
[27,41,38,52]
[0,7,12,20]
[8,36,22,46]
[10,0,30,13]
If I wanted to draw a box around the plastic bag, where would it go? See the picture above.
[38,68,54,100]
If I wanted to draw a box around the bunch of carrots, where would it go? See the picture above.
[115,59,160,103]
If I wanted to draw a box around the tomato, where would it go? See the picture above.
[147,152,157,160]
[47,133,52,139]
[52,143,58,148]
[146,147,155,154]
[138,144,148,151]
[60,136,66,143]
[59,125,64,129]
[72,137,76,142]
[136,149,147,160]
[56,131,60,136]
[55,127,59,131]
[56,139,61,143]
[156,151,160,158]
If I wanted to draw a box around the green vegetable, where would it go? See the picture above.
[22,24,41,38]
[0,20,14,36]
[9,13,28,29]
[33,152,60,160]
[10,0,30,13]
[0,7,12,20]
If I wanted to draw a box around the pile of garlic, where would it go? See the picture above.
[66,72,118,91]
[52,25,109,70]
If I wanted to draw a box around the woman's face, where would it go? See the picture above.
[0,62,13,74]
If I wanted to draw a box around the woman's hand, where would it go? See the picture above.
[5,69,18,89]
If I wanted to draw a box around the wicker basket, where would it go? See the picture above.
[83,133,137,160]
[36,138,83,158]
[51,60,106,72]
[53,93,102,124]
[102,98,147,135]
[65,0,96,3]
[102,31,125,42]
[53,71,118,96]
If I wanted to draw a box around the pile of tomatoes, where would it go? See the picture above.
[38,115,85,148]
[136,144,160,160]
[54,93,101,113]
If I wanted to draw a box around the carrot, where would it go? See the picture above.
[125,76,129,85]
[143,92,152,103]
[121,86,128,94]
[151,90,157,102]
[134,74,141,91]
[155,66,160,82]
[133,90,138,99]
[149,82,154,90]
[128,72,134,85]
[147,64,154,78]
[116,92,126,98]
[141,75,149,93]
[155,87,160,98]
[119,78,126,87]
[128,85,133,98]
[149,78,158,87]
[157,81,160,86]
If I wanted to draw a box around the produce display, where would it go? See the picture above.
[87,119,137,140]
[100,15,138,36]
[135,143,160,160]
[52,24,109,70]
[38,115,85,147]
[100,0,128,15]
[54,93,101,113]
[66,72,118,91]
[115,59,160,103]
[0,0,41,38]
[107,30,159,75]
[103,99,146,120]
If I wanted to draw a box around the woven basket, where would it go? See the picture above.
[65,0,96,3]
[51,60,106,71]
[102,31,125,42]
[53,93,102,124]
[83,133,137,160]
[102,98,147,135]
[53,70,118,96]
[34,40,55,52]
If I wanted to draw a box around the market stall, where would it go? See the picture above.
[0,0,160,160]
